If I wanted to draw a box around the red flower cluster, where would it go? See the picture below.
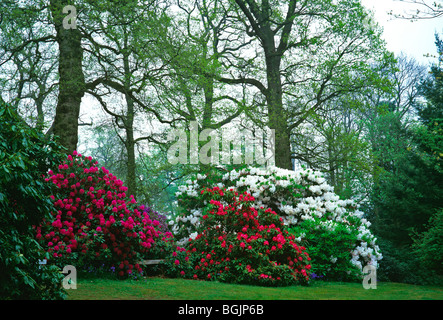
[171,187,311,286]
[35,151,172,277]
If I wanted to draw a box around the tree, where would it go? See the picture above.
[0,0,58,133]
[292,96,373,200]
[175,0,250,131]
[215,0,392,169]
[136,147,184,213]
[415,35,443,176]
[0,0,93,153]
[49,0,86,153]
[389,54,428,120]
[84,122,128,181]
[83,0,255,196]
[82,0,174,197]
[365,38,443,284]
[0,36,58,132]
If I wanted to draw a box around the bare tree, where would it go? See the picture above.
[390,0,443,20]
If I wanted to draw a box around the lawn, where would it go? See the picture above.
[67,276,443,300]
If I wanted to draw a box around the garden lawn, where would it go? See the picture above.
[67,277,443,300]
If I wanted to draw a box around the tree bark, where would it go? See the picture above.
[124,95,137,198]
[122,26,137,198]
[50,0,85,154]
[265,55,292,170]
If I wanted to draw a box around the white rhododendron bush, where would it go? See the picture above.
[168,166,382,281]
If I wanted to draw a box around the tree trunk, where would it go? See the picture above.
[267,85,291,170]
[264,46,292,170]
[50,0,85,154]
[35,94,45,132]
[125,97,137,198]
[123,45,137,198]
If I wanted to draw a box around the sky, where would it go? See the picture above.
[361,0,443,66]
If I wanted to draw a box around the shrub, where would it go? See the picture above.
[36,151,173,278]
[288,218,361,281]
[374,210,443,286]
[139,205,170,234]
[375,238,426,285]
[163,187,311,286]
[135,205,172,264]
[169,166,381,281]
[412,209,443,276]
[0,102,66,299]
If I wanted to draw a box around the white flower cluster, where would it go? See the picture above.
[168,208,202,245]
[351,240,382,271]
[176,180,199,198]
[170,165,382,273]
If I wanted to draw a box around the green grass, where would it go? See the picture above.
[67,277,443,300]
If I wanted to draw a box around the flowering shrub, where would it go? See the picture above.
[169,166,382,280]
[163,187,311,286]
[139,205,170,234]
[36,151,173,278]
[135,205,172,262]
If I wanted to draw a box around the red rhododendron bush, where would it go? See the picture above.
[164,187,311,286]
[35,151,172,277]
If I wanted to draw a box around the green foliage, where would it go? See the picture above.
[84,124,128,182]
[367,111,442,284]
[292,100,375,201]
[415,35,443,173]
[412,120,443,174]
[0,101,66,299]
[369,111,442,246]
[374,238,438,285]
[136,147,192,214]
[288,218,362,281]
[411,209,443,275]
[367,37,443,284]
[406,36,443,279]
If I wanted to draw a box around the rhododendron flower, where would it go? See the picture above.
[167,188,311,286]
[170,165,382,280]
[37,151,170,279]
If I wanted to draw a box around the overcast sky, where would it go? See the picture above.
[361,0,443,66]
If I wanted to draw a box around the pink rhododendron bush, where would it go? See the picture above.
[35,151,172,278]
[163,187,311,286]
[168,166,382,281]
